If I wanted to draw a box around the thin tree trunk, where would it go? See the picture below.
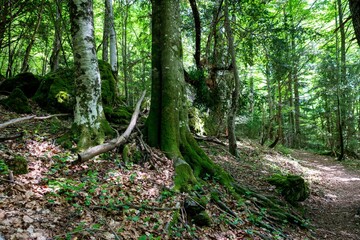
[122,1,129,104]
[102,0,109,62]
[50,0,62,72]
[224,0,241,157]
[21,2,44,73]
[189,0,201,69]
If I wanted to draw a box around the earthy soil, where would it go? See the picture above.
[289,150,360,240]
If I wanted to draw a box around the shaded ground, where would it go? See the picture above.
[2,100,360,239]
[289,150,360,240]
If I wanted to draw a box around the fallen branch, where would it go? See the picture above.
[0,113,69,129]
[76,91,146,163]
[194,134,226,146]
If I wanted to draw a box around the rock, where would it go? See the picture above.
[0,72,41,98]
[33,60,118,114]
[267,174,310,204]
[0,88,32,113]
[184,196,211,227]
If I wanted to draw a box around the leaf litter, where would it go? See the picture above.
[0,104,316,239]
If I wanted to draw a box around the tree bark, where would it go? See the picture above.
[50,0,62,72]
[102,0,109,62]
[349,0,360,47]
[189,0,201,68]
[224,0,241,157]
[69,0,110,149]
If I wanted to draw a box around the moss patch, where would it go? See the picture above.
[267,174,310,204]
[33,60,118,113]
[0,88,32,113]
[5,155,29,175]
[0,72,41,97]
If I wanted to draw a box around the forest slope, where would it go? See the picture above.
[1,103,360,239]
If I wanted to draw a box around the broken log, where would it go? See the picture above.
[76,90,146,163]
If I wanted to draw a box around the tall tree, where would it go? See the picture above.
[224,0,241,157]
[147,0,232,191]
[69,0,110,149]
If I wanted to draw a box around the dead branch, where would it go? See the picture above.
[0,113,70,129]
[76,91,146,163]
[194,134,226,146]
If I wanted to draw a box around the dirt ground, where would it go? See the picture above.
[284,150,360,239]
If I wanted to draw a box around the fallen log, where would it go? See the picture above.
[0,114,69,129]
[76,90,146,163]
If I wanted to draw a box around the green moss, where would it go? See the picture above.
[173,158,197,192]
[192,211,211,227]
[98,60,117,106]
[0,88,32,113]
[5,155,28,175]
[123,144,130,162]
[267,174,310,204]
[104,106,132,124]
[0,72,41,97]
[0,159,9,175]
[33,60,118,113]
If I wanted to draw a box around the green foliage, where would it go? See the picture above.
[0,88,32,113]
[0,159,9,175]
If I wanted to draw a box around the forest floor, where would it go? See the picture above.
[1,103,360,239]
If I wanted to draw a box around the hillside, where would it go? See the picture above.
[1,103,360,239]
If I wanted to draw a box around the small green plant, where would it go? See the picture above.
[0,159,9,175]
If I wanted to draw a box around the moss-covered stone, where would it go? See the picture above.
[192,211,212,227]
[0,88,32,113]
[0,72,41,98]
[5,155,28,175]
[103,106,132,124]
[267,174,310,204]
[33,60,118,113]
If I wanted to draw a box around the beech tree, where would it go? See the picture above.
[146,0,232,191]
[69,0,110,149]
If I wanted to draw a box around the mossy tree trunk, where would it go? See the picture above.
[146,0,233,192]
[69,0,110,149]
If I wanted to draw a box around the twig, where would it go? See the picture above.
[0,113,70,129]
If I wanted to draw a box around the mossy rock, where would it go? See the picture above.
[5,155,28,175]
[0,72,41,98]
[267,174,310,204]
[0,88,32,113]
[184,196,211,227]
[33,60,118,113]
[104,106,132,124]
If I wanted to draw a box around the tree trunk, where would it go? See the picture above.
[121,0,129,104]
[50,0,62,72]
[147,0,232,192]
[336,0,345,160]
[108,0,117,77]
[349,0,360,47]
[189,0,201,69]
[224,0,240,157]
[69,0,111,150]
[102,0,109,62]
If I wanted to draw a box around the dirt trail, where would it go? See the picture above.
[290,150,360,239]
